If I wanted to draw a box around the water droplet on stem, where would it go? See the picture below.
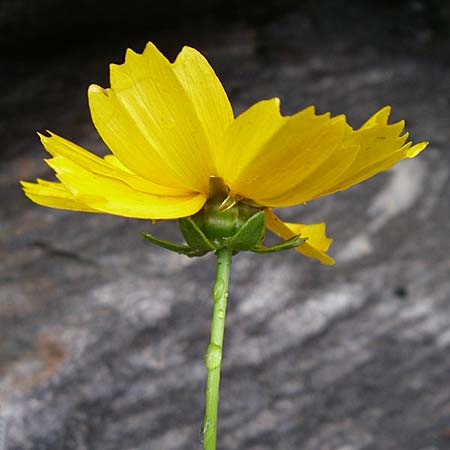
[205,344,222,370]
[213,280,225,302]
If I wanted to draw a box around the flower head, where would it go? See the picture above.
[22,42,428,264]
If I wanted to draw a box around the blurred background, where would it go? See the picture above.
[1,1,450,449]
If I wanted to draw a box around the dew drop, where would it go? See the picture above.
[205,344,222,370]
[217,308,225,321]
[199,417,206,444]
[199,417,213,444]
[213,280,225,302]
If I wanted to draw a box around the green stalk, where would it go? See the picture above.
[202,247,232,450]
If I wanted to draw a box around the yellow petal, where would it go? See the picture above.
[39,131,190,196]
[21,179,99,212]
[103,154,132,172]
[264,209,334,265]
[218,98,287,184]
[223,103,347,204]
[91,42,221,192]
[259,128,358,206]
[259,106,427,205]
[173,46,234,168]
[44,156,207,219]
[88,85,192,190]
[316,107,429,197]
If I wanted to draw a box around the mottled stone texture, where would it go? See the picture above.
[1,2,450,450]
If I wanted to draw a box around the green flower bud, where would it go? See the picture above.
[194,198,260,244]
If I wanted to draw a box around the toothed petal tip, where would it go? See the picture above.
[88,84,107,95]
[37,131,46,141]
[379,105,392,117]
[125,47,139,57]
[37,130,53,140]
[143,41,158,53]
[407,141,429,158]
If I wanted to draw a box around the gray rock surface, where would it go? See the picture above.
[1,4,450,450]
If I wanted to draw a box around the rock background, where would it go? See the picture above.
[1,1,450,449]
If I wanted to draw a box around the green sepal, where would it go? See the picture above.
[141,232,209,257]
[178,217,217,251]
[227,211,265,251]
[251,234,306,254]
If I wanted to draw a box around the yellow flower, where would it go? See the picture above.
[22,42,428,265]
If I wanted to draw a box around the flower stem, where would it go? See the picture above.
[202,247,232,450]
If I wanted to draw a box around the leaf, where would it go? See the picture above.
[178,217,217,251]
[251,235,306,254]
[227,211,266,251]
[141,232,208,257]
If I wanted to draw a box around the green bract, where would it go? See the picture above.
[143,205,306,258]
